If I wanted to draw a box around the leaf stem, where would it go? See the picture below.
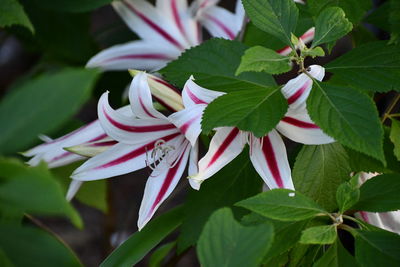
[381,93,400,123]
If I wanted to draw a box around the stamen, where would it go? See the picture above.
[145,139,176,173]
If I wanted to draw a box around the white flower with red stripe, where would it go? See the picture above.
[189,65,334,190]
[86,0,245,71]
[70,72,207,229]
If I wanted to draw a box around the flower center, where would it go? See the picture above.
[146,139,177,171]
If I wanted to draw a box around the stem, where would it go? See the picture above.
[381,93,400,123]
[337,224,356,234]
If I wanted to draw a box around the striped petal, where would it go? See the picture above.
[276,108,334,145]
[98,92,179,145]
[277,28,315,56]
[71,132,182,181]
[182,77,224,107]
[249,130,294,190]
[168,104,204,146]
[357,211,400,235]
[190,127,246,185]
[281,64,325,110]
[129,72,167,119]
[86,40,180,72]
[112,0,189,50]
[138,140,191,230]
[199,6,240,40]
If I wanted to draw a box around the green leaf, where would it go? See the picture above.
[352,174,400,212]
[308,0,371,25]
[197,208,274,267]
[313,239,359,267]
[0,249,14,267]
[0,68,99,154]
[177,149,262,252]
[148,241,176,267]
[31,0,112,13]
[302,46,325,58]
[0,0,33,32]
[236,46,291,75]
[325,41,400,92]
[293,143,351,211]
[160,39,276,92]
[307,82,384,163]
[354,230,400,267]
[312,7,353,48]
[0,158,82,228]
[101,206,184,267]
[202,87,287,137]
[237,189,327,221]
[300,225,337,244]
[242,0,299,46]
[389,0,400,44]
[336,180,360,213]
[364,1,390,32]
[0,224,82,267]
[390,119,400,161]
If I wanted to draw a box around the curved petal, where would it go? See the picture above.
[190,127,246,185]
[168,104,205,146]
[112,0,189,50]
[357,211,400,234]
[138,140,190,230]
[249,130,294,190]
[66,180,83,201]
[182,77,224,107]
[129,72,167,119]
[71,132,183,181]
[281,64,325,109]
[276,108,335,145]
[277,27,315,56]
[199,6,239,40]
[86,40,180,71]
[98,92,179,145]
[188,141,201,190]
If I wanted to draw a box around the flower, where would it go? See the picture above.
[189,65,334,190]
[356,172,400,234]
[70,72,216,229]
[86,0,245,71]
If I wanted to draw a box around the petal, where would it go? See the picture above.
[71,132,183,181]
[66,180,83,201]
[281,64,325,109]
[357,211,400,234]
[276,108,335,145]
[277,27,315,56]
[129,72,167,119]
[65,139,118,158]
[249,130,294,189]
[188,141,201,190]
[86,40,180,71]
[168,104,204,146]
[98,92,179,145]
[112,0,189,50]
[190,127,246,185]
[182,77,224,107]
[199,6,240,40]
[138,140,191,230]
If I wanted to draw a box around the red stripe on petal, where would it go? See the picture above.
[180,114,201,134]
[50,151,72,162]
[88,133,108,142]
[139,96,157,118]
[207,128,240,167]
[89,141,118,147]
[204,14,236,40]
[360,211,369,223]
[185,85,207,105]
[287,80,311,105]
[171,0,186,39]
[103,107,176,132]
[262,136,284,188]
[281,116,319,129]
[122,0,185,50]
[96,132,181,169]
[151,77,181,94]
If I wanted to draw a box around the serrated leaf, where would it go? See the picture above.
[237,189,327,221]
[390,119,400,161]
[354,230,400,267]
[101,206,184,267]
[312,7,353,48]
[160,39,276,92]
[307,82,384,163]
[197,208,274,267]
[293,143,351,212]
[177,149,262,253]
[336,181,360,213]
[300,225,337,244]
[0,68,99,154]
[236,46,291,75]
[313,239,359,267]
[325,41,400,92]
[0,0,34,32]
[352,174,400,212]
[202,87,287,137]
[0,224,82,267]
[242,0,299,46]
[303,47,325,58]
